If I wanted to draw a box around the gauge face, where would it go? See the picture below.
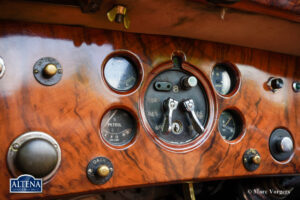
[104,56,138,92]
[144,70,209,145]
[101,109,136,146]
[211,65,235,95]
[218,110,242,141]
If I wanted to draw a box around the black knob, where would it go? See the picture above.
[181,76,198,89]
[270,78,283,90]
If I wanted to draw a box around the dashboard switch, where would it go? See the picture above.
[293,81,300,92]
[33,57,63,86]
[97,165,110,177]
[267,77,283,92]
[43,64,58,78]
[278,137,294,153]
[181,76,198,89]
[269,128,294,161]
[87,157,113,185]
[183,99,205,133]
[243,149,261,171]
[161,98,178,134]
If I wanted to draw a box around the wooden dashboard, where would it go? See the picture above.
[0,21,299,199]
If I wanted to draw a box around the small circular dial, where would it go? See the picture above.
[100,109,136,146]
[211,64,236,95]
[218,110,243,141]
[104,56,138,92]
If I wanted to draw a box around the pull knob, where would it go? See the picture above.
[161,98,178,134]
[182,99,205,133]
[181,76,198,89]
[277,137,293,153]
[43,64,58,78]
[252,155,261,165]
[97,165,110,177]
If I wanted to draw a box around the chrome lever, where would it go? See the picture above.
[183,99,205,133]
[161,98,178,134]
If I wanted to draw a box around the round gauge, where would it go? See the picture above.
[211,64,237,95]
[218,110,243,141]
[100,109,137,147]
[104,56,138,92]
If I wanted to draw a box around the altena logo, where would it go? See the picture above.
[10,174,42,193]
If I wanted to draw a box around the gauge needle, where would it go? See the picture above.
[224,117,232,127]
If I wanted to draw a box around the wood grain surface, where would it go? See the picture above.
[0,21,299,199]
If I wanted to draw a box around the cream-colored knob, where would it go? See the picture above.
[252,155,261,165]
[97,165,110,177]
[43,64,57,77]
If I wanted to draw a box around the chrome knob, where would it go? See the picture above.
[278,137,293,153]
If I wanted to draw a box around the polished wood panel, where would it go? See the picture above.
[1,0,300,56]
[0,21,299,199]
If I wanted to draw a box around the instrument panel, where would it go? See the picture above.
[0,21,299,199]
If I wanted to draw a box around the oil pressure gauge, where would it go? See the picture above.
[100,109,137,147]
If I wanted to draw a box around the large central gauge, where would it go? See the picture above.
[143,65,209,145]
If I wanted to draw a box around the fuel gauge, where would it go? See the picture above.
[100,109,137,147]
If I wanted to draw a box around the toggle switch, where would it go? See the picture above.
[267,77,283,92]
[161,98,178,134]
[182,99,205,133]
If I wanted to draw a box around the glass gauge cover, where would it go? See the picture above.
[218,110,243,141]
[104,56,138,92]
[101,109,136,146]
[211,64,237,95]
